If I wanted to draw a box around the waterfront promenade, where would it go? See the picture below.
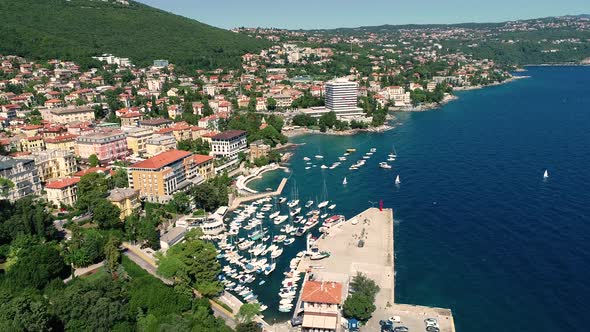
[229,177,288,210]
[296,208,455,332]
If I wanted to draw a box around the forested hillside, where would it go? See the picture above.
[0,0,268,70]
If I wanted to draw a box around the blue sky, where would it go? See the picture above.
[137,0,590,29]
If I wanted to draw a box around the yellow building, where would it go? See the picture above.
[107,188,141,220]
[249,140,271,162]
[128,150,204,203]
[44,134,78,153]
[15,149,78,183]
[145,135,176,158]
[46,106,96,124]
[191,154,215,180]
[125,127,153,155]
[20,135,45,152]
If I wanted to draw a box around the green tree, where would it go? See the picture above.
[291,113,317,127]
[5,242,69,290]
[104,235,121,277]
[342,293,376,322]
[266,97,277,111]
[0,291,55,332]
[50,276,131,331]
[236,321,262,332]
[166,192,191,214]
[88,154,100,167]
[93,199,121,229]
[157,229,222,297]
[236,303,261,324]
[112,168,129,188]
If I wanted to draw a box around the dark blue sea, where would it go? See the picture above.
[247,66,590,331]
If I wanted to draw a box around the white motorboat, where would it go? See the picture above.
[305,200,314,208]
[269,211,280,219]
[279,197,287,204]
[338,157,347,161]
[271,248,283,259]
[284,238,295,246]
[305,166,311,170]
[274,215,289,225]
[290,207,301,217]
[303,157,311,161]
[264,262,276,275]
[314,155,324,159]
[317,201,329,209]
[370,148,377,153]
[287,199,299,208]
[328,204,336,210]
[320,165,328,169]
[379,162,392,169]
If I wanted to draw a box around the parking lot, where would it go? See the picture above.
[363,304,455,332]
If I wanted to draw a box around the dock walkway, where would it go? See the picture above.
[229,177,288,210]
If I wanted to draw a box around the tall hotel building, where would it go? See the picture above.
[325,78,364,117]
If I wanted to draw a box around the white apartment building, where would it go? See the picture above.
[211,130,247,160]
[325,78,364,117]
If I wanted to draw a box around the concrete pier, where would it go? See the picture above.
[296,207,455,332]
[229,177,288,210]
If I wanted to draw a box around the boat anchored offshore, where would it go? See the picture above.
[395,175,401,185]
[543,169,549,179]
[379,162,392,169]
[342,177,348,185]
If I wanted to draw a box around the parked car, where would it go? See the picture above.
[426,327,440,332]
[393,326,409,332]
[424,318,439,328]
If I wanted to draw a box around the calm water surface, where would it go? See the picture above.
[247,66,590,331]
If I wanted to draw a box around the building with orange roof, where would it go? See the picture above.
[45,177,80,207]
[44,134,78,153]
[20,135,45,153]
[120,111,143,127]
[127,149,205,203]
[300,280,344,332]
[191,154,215,180]
[73,166,110,178]
[44,105,95,124]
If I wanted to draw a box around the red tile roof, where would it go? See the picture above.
[73,167,109,177]
[130,150,191,169]
[300,281,343,305]
[45,177,80,189]
[192,154,213,165]
[44,134,78,143]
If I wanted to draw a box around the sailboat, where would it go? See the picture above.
[388,144,398,161]
[395,175,401,185]
[342,177,348,185]
[543,169,549,179]
[317,180,330,208]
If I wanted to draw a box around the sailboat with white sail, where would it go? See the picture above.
[395,175,401,185]
[342,177,348,185]
[317,180,330,208]
[388,144,398,161]
[543,169,549,179]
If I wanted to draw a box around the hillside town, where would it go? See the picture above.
[4,12,590,332]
